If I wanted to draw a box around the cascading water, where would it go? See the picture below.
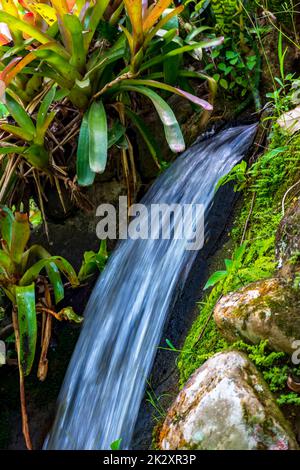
[44,124,257,450]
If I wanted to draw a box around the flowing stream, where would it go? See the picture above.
[44,124,257,450]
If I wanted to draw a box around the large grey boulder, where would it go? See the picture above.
[158,351,298,450]
[213,277,300,354]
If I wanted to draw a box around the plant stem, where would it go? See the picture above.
[92,72,136,100]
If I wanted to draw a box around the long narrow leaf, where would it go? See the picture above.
[46,261,64,304]
[119,85,185,153]
[124,79,213,110]
[16,283,37,376]
[179,70,218,101]
[108,122,126,148]
[50,0,72,51]
[36,85,56,130]
[143,0,173,32]
[0,124,34,141]
[5,93,36,137]
[0,10,53,44]
[0,249,12,273]
[144,5,184,46]
[140,37,224,71]
[0,205,14,250]
[35,111,56,145]
[64,13,86,73]
[19,256,79,287]
[88,101,108,173]
[186,26,212,41]
[3,41,70,87]
[124,0,143,48]
[84,0,110,51]
[77,112,95,186]
[10,212,30,265]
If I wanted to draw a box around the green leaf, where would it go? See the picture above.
[234,244,247,265]
[88,101,108,174]
[224,259,233,271]
[0,10,52,45]
[5,94,36,138]
[35,111,56,145]
[46,261,64,304]
[119,85,185,153]
[0,249,13,275]
[16,283,37,376]
[219,78,228,90]
[0,146,27,156]
[49,257,79,287]
[84,0,110,50]
[20,256,79,287]
[140,37,224,72]
[36,85,56,131]
[163,41,181,86]
[110,438,122,450]
[203,271,227,290]
[125,108,161,163]
[186,26,212,42]
[77,112,95,187]
[56,306,83,323]
[123,79,213,110]
[166,338,176,351]
[0,124,34,142]
[218,63,227,71]
[10,212,30,265]
[226,50,238,59]
[108,122,126,149]
[64,14,86,73]
[0,205,14,249]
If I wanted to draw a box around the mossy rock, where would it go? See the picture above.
[214,277,300,354]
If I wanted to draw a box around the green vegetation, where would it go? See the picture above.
[178,1,300,398]
[110,438,122,450]
[178,127,300,404]
[0,0,220,210]
[78,240,108,281]
[0,205,82,448]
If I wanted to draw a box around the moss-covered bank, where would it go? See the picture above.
[178,127,300,411]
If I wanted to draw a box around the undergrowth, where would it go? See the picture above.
[178,128,300,407]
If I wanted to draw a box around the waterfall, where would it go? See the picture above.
[44,124,257,450]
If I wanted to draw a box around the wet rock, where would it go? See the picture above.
[158,351,298,450]
[213,278,300,354]
[276,197,300,274]
[277,106,300,135]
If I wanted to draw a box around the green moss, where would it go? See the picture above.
[178,285,229,387]
[178,129,300,401]
[277,393,300,406]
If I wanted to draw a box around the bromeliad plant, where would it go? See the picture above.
[0,84,74,221]
[0,0,222,202]
[0,86,56,170]
[0,205,82,449]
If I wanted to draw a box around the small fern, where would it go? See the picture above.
[211,0,240,31]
